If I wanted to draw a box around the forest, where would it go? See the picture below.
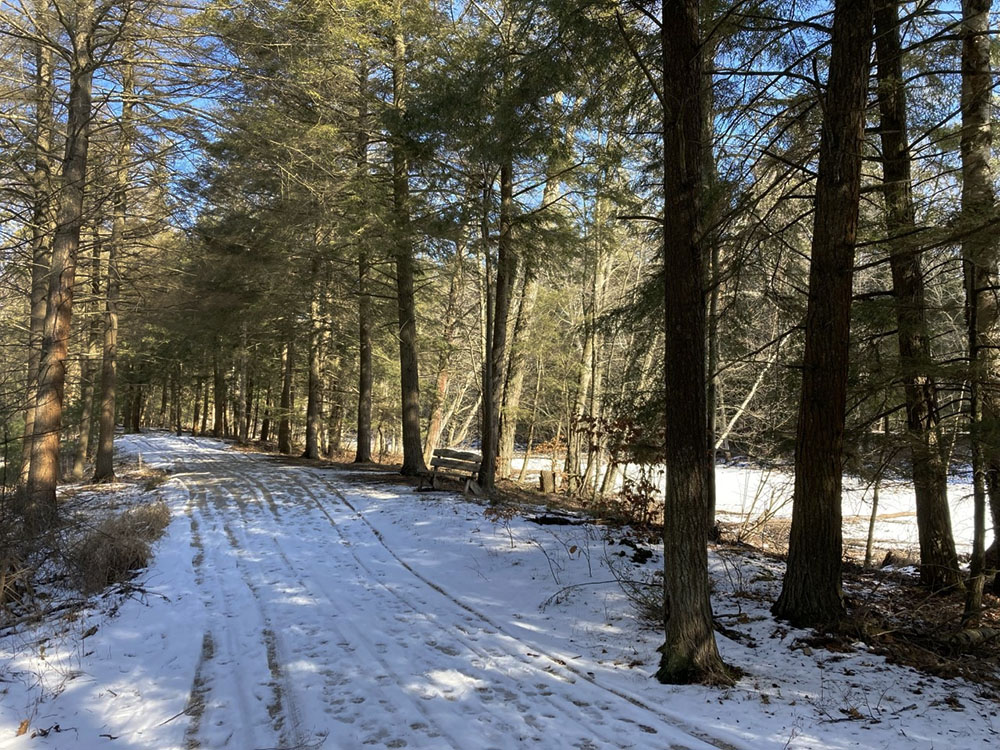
[1,0,999,690]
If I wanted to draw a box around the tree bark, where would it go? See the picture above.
[564,318,593,495]
[304,256,324,458]
[773,0,874,627]
[192,378,202,435]
[129,382,142,433]
[655,0,730,684]
[391,18,427,475]
[19,6,55,488]
[26,1,95,526]
[960,0,998,618]
[517,362,543,483]
[213,353,226,439]
[171,367,182,436]
[71,237,102,480]
[874,0,962,591]
[260,384,272,444]
[200,371,209,436]
[92,215,119,482]
[479,160,517,493]
[354,62,373,464]
[278,339,294,454]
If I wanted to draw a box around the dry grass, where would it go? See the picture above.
[0,552,32,613]
[69,501,170,594]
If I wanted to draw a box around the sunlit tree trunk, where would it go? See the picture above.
[960,0,998,617]
[19,3,55,488]
[26,0,96,527]
[304,256,324,458]
[71,238,102,479]
[278,339,294,454]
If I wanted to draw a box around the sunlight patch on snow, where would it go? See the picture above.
[410,669,489,701]
[286,659,321,674]
[276,594,316,606]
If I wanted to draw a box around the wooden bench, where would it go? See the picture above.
[419,448,484,499]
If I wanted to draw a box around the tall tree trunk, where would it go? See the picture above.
[199,373,209,436]
[130,382,142,433]
[581,229,611,494]
[772,0,874,627]
[212,353,225,439]
[192,377,202,435]
[19,6,55,487]
[499,143,564,479]
[499,257,540,479]
[391,18,427,475]
[702,34,722,533]
[260,384,272,444]
[354,62,373,464]
[237,325,250,443]
[564,319,593,494]
[26,1,95,526]
[517,362,543,483]
[158,379,169,428]
[655,0,730,685]
[874,0,962,591]
[171,367,182,436]
[245,372,255,440]
[479,159,516,494]
[92,217,119,481]
[960,0,998,617]
[71,238,102,479]
[278,339,294,454]
[304,257,324,458]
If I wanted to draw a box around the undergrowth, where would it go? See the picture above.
[0,466,171,628]
[69,501,170,594]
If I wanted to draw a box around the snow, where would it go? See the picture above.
[515,454,983,556]
[1,433,997,749]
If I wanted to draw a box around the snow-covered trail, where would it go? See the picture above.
[119,433,745,750]
[4,433,998,749]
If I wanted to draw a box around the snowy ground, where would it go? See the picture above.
[1,434,997,749]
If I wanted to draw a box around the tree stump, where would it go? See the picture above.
[539,470,556,494]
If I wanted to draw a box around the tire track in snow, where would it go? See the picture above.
[136,434,745,749]
[300,466,753,750]
[230,461,718,750]
[217,467,554,749]
[169,445,461,749]
[169,471,308,750]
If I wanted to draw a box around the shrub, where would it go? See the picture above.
[69,501,170,594]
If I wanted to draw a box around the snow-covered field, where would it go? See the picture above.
[1,434,996,749]
[513,455,982,556]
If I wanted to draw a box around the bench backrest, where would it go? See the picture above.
[430,448,481,473]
